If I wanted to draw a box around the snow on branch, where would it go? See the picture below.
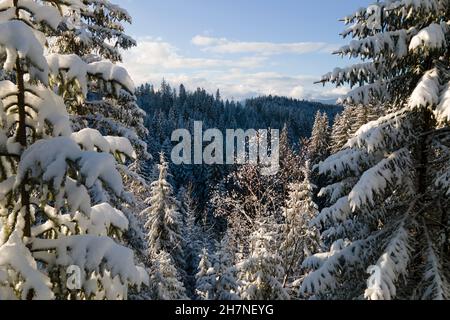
[342,0,446,37]
[365,220,411,300]
[0,20,47,73]
[71,128,136,161]
[348,148,412,211]
[338,81,389,105]
[0,231,54,300]
[318,177,359,204]
[409,68,441,110]
[336,29,413,60]
[16,137,125,197]
[310,196,352,227]
[421,226,450,300]
[300,235,378,296]
[47,54,135,96]
[436,81,450,123]
[346,109,412,153]
[319,62,378,87]
[318,148,369,178]
[409,23,448,52]
[32,235,148,289]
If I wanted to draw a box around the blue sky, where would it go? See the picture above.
[117,0,372,101]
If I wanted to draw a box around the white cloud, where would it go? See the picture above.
[121,36,346,101]
[123,37,265,71]
[191,35,338,55]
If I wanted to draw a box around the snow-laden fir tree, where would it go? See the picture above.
[45,0,151,256]
[143,153,185,271]
[211,234,240,300]
[0,0,148,300]
[237,217,290,300]
[302,0,450,300]
[149,251,188,300]
[178,185,205,295]
[307,112,330,165]
[280,164,320,295]
[195,248,215,300]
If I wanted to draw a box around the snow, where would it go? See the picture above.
[0,176,15,201]
[348,149,412,211]
[78,151,124,196]
[321,62,377,87]
[105,136,137,160]
[28,84,73,137]
[409,68,440,109]
[64,178,92,216]
[46,54,136,96]
[409,23,447,52]
[346,109,411,153]
[0,81,72,138]
[300,239,356,295]
[16,136,124,197]
[32,235,148,291]
[365,222,411,300]
[436,82,450,123]
[318,148,368,178]
[310,196,352,227]
[88,203,129,236]
[88,61,135,93]
[337,29,412,59]
[17,137,81,191]
[71,128,111,153]
[0,20,48,74]
[0,231,54,300]
[47,53,89,95]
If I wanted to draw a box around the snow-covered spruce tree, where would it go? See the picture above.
[237,218,289,300]
[307,112,331,166]
[195,248,215,300]
[46,0,150,255]
[149,251,188,300]
[302,0,450,300]
[178,185,205,295]
[281,164,320,295]
[0,0,148,300]
[143,153,185,271]
[212,234,240,300]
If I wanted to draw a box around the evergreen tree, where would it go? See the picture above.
[307,112,331,165]
[150,251,189,300]
[212,235,240,300]
[281,164,320,295]
[237,218,289,300]
[195,248,215,300]
[0,0,147,300]
[143,153,185,271]
[302,0,450,300]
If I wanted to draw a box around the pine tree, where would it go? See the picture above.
[330,107,353,154]
[237,218,289,300]
[307,112,331,165]
[213,235,240,300]
[143,153,185,271]
[150,251,188,300]
[195,248,215,300]
[0,0,147,300]
[46,0,151,258]
[281,164,320,295]
[303,0,450,300]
